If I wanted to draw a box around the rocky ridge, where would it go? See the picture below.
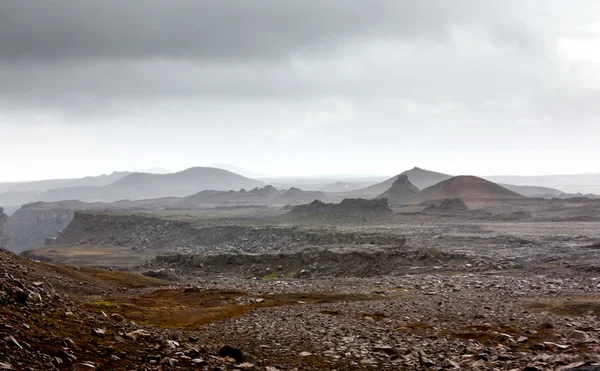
[0,208,8,247]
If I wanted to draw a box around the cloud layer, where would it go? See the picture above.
[1,1,600,180]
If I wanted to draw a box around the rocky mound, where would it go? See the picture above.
[376,175,420,204]
[289,198,393,219]
[0,208,8,247]
[419,176,524,201]
[421,198,469,213]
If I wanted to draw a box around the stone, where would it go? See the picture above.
[299,351,312,357]
[92,328,105,337]
[126,329,151,340]
[543,342,570,351]
[218,345,245,363]
[160,357,177,366]
[110,313,125,322]
[72,364,96,371]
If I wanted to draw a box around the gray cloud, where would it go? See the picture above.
[1,0,600,181]
[0,1,542,61]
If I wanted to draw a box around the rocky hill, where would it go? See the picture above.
[419,176,524,202]
[376,175,420,204]
[37,167,265,203]
[0,207,8,247]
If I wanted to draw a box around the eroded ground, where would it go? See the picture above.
[7,206,600,370]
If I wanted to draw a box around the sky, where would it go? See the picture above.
[1,0,600,181]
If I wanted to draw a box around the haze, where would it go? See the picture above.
[2,1,600,182]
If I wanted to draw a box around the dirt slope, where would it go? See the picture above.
[419,176,524,201]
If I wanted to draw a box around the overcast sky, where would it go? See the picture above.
[1,1,600,181]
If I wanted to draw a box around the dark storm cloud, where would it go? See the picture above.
[0,0,540,61]
[0,0,597,123]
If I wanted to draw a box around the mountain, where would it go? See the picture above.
[356,167,452,197]
[376,175,420,204]
[318,182,375,192]
[499,184,565,198]
[209,163,262,178]
[485,174,600,194]
[0,171,131,193]
[36,167,266,202]
[0,191,43,211]
[419,176,524,201]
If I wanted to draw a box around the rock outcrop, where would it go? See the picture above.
[289,198,394,219]
[421,198,469,213]
[376,175,420,204]
[0,207,8,247]
[8,203,74,253]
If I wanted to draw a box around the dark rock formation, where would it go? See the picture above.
[421,198,469,213]
[289,198,393,219]
[7,203,74,253]
[376,175,420,204]
[0,207,8,247]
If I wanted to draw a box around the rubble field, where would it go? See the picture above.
[7,206,600,370]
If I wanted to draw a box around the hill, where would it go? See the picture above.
[356,167,452,197]
[376,175,420,204]
[0,171,131,193]
[36,167,266,202]
[419,176,524,201]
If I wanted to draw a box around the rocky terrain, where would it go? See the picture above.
[288,198,393,220]
[0,208,8,247]
[7,167,600,370]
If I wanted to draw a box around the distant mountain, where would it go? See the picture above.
[318,181,375,192]
[132,167,171,174]
[419,176,524,201]
[209,163,262,178]
[0,191,42,210]
[499,184,564,198]
[485,174,600,194]
[356,167,452,197]
[36,167,266,202]
[376,175,420,204]
[0,171,131,193]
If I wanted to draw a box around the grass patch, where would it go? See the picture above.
[85,289,383,329]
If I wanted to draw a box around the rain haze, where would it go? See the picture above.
[1,0,600,181]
